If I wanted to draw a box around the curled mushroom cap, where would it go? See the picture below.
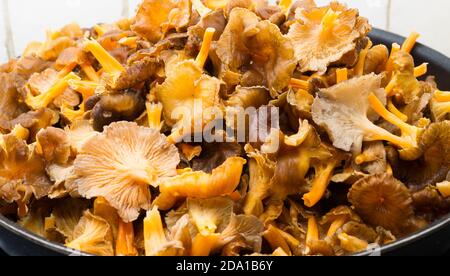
[0,72,28,132]
[36,127,72,165]
[287,2,371,73]
[155,157,247,210]
[187,197,234,235]
[400,121,450,189]
[70,121,180,222]
[430,91,450,122]
[155,60,222,130]
[131,0,192,43]
[65,210,114,256]
[348,173,414,235]
[216,8,296,97]
[389,51,423,104]
[0,133,52,207]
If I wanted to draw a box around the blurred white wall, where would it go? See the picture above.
[1,0,449,62]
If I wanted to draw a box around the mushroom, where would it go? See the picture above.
[69,121,180,222]
[91,89,147,131]
[386,51,423,104]
[64,120,98,154]
[0,132,52,215]
[143,207,184,256]
[131,0,192,43]
[65,210,114,256]
[36,127,72,165]
[320,206,361,238]
[287,1,371,74]
[154,157,247,210]
[187,197,234,235]
[0,72,28,132]
[49,198,90,242]
[355,141,387,174]
[348,173,415,235]
[430,90,450,122]
[6,108,60,139]
[398,121,450,189]
[155,28,222,140]
[216,8,296,97]
[363,44,389,75]
[312,73,425,160]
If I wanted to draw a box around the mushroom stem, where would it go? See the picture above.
[354,40,373,76]
[336,68,348,83]
[116,220,138,256]
[306,217,319,245]
[385,43,401,72]
[337,233,368,253]
[385,75,397,97]
[68,79,98,100]
[355,152,377,165]
[434,90,450,102]
[26,72,81,109]
[387,99,408,122]
[327,216,347,238]
[84,39,125,76]
[263,225,292,255]
[144,207,175,256]
[146,102,163,131]
[81,63,100,83]
[190,233,219,256]
[303,162,336,208]
[290,78,309,90]
[195,28,216,69]
[414,63,428,78]
[401,32,420,53]
[58,62,77,78]
[369,93,418,136]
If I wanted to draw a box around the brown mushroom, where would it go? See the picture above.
[348,173,414,235]
[69,121,180,222]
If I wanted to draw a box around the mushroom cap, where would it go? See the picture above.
[400,121,450,189]
[65,210,114,256]
[312,73,386,153]
[155,60,222,128]
[216,8,296,97]
[71,121,180,222]
[0,133,52,204]
[36,127,72,165]
[287,3,371,73]
[348,173,414,235]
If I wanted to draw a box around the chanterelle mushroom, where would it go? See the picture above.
[348,173,415,235]
[287,1,371,73]
[0,132,52,213]
[312,73,424,160]
[69,121,180,222]
[216,8,296,97]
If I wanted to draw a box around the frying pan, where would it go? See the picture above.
[0,29,449,256]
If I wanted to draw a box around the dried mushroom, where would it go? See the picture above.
[348,173,415,235]
[287,1,370,73]
[0,133,52,213]
[69,122,180,222]
[65,210,114,256]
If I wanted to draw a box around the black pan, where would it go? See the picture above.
[0,29,449,256]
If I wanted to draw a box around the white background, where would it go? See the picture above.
[1,0,449,62]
